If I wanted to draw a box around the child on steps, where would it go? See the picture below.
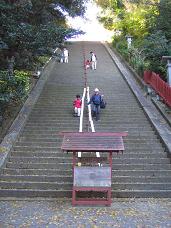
[73,94,82,117]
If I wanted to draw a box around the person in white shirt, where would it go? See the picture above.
[90,51,97,70]
[63,48,69,63]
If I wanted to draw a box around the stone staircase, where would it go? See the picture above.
[0,41,171,198]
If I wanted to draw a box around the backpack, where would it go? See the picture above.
[100,99,107,109]
[92,94,101,105]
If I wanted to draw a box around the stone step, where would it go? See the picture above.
[12,146,61,151]
[3,168,171,177]
[1,175,171,183]
[10,151,167,158]
[20,129,156,134]
[31,106,142,110]
[0,181,73,190]
[17,138,63,143]
[28,114,148,120]
[26,116,149,121]
[0,189,171,198]
[0,175,72,182]
[25,123,78,127]
[12,146,164,153]
[28,116,149,121]
[0,181,171,191]
[8,157,169,164]
[14,141,163,149]
[6,162,171,170]
[19,131,158,137]
[92,127,154,132]
[95,124,153,128]
[21,127,79,131]
[15,140,160,147]
[15,140,160,146]
[2,168,71,176]
[16,135,159,142]
[6,162,72,169]
[21,125,153,131]
[24,122,151,127]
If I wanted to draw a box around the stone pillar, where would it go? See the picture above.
[126,35,133,49]
[7,56,15,78]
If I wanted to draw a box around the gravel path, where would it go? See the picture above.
[1,198,171,227]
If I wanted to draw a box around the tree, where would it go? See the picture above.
[143,31,169,78]
[95,0,158,38]
[156,0,171,41]
[0,0,87,69]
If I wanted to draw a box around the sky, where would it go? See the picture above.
[67,1,113,41]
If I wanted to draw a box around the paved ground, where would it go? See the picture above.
[0,198,171,227]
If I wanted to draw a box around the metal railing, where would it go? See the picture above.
[87,87,100,159]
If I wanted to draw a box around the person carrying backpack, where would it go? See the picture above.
[88,88,102,121]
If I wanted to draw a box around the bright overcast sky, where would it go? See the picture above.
[67,1,113,41]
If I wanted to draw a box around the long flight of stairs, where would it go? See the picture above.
[0,41,171,198]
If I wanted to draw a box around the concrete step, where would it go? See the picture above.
[26,118,149,126]
[13,142,164,150]
[12,145,164,152]
[0,181,171,191]
[24,123,151,128]
[17,137,63,143]
[20,127,79,131]
[10,151,167,158]
[16,137,159,143]
[25,123,78,127]
[20,129,156,135]
[27,116,149,121]
[6,162,171,170]
[12,146,61,151]
[14,142,63,147]
[3,168,171,177]
[0,175,72,182]
[2,168,71,176]
[112,190,171,198]
[6,162,72,169]
[11,151,72,157]
[8,157,169,164]
[1,175,171,183]
[0,181,72,190]
[1,189,171,198]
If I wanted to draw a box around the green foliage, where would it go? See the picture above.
[36,56,50,66]
[128,47,146,76]
[0,0,87,69]
[0,0,87,116]
[113,36,145,76]
[96,0,170,79]
[113,31,169,79]
[143,31,169,78]
[0,70,30,111]
[96,0,158,38]
[157,0,171,40]
[113,37,129,59]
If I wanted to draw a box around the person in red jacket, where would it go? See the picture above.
[73,94,82,117]
[85,59,91,69]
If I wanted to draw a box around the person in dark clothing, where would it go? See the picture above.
[88,88,102,121]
